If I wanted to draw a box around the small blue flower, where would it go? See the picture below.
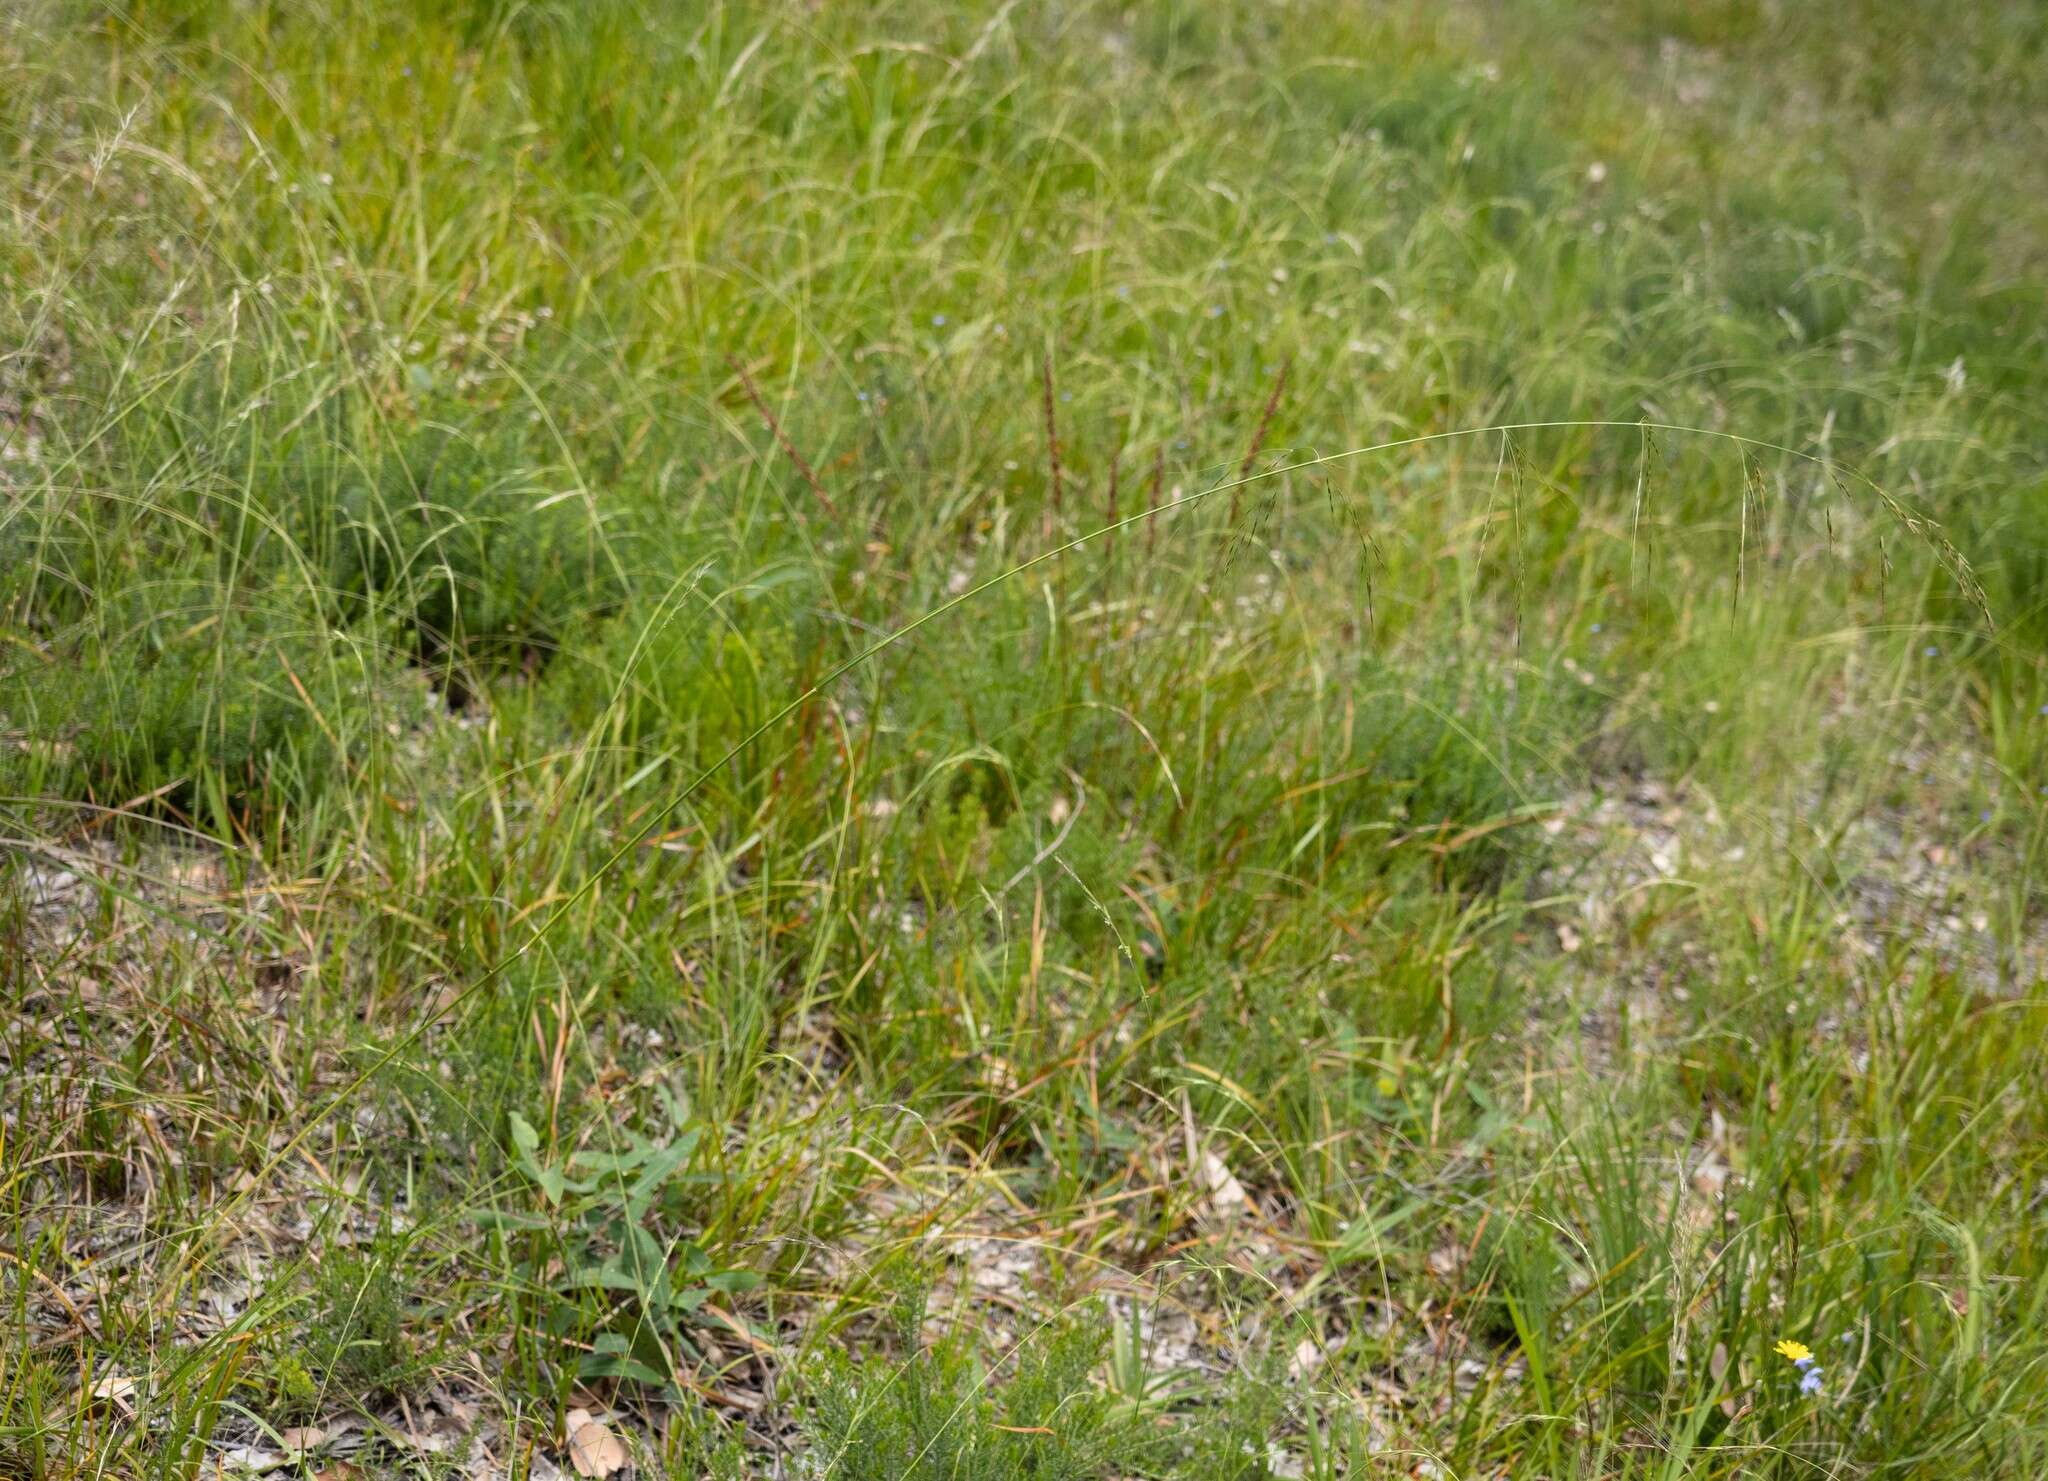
[1116,285,1131,299]
[1206,304,1224,318]
[931,314,947,327]
[856,391,869,402]
[1799,1366,1825,1395]
[2038,704,2047,716]
[1590,622,1603,633]
[1980,809,1993,822]
[1924,645,1940,657]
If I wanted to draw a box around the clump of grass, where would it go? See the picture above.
[802,1285,1156,1481]
[315,419,625,682]
[0,575,375,828]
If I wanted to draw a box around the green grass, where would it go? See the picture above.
[3,0,2046,1476]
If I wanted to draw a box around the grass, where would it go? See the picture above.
[2,0,2046,1475]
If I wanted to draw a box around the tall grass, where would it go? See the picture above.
[2,1,2044,1476]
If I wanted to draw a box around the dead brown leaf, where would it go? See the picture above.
[278,1425,325,1452]
[565,1408,627,1478]
[1196,1148,1249,1221]
[87,1372,137,1406]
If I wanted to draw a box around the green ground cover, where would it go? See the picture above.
[3,1,2046,1475]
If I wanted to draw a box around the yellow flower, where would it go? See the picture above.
[1774,1339,1812,1364]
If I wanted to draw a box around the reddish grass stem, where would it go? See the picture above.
[1041,351,1063,526]
[1232,356,1291,523]
[1148,445,1164,555]
[727,354,837,516]
[1105,449,1120,551]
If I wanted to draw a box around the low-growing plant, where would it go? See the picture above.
[802,1285,1155,1481]
[319,421,624,686]
[0,575,370,827]
[497,1095,759,1392]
